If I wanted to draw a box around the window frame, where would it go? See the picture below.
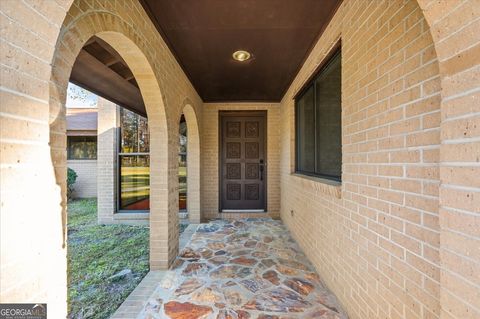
[295,45,342,182]
[117,109,150,213]
[67,135,97,160]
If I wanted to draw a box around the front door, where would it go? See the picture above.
[220,111,266,211]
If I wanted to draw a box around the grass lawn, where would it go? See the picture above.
[67,198,188,318]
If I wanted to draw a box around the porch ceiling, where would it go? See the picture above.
[140,0,342,102]
[70,36,147,117]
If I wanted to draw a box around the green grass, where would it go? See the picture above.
[67,199,149,319]
[67,198,189,318]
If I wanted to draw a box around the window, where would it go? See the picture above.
[118,108,150,211]
[67,136,97,159]
[179,115,187,211]
[295,48,342,181]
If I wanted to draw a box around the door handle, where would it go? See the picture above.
[259,159,264,181]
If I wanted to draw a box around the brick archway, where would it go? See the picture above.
[49,12,174,275]
[414,2,480,318]
[181,101,201,223]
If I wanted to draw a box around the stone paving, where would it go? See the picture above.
[112,224,199,319]
[138,218,348,319]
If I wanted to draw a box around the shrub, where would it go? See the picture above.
[67,167,78,200]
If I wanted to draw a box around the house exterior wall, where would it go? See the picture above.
[201,103,281,220]
[1,2,72,316]
[67,159,97,198]
[97,97,119,224]
[418,1,480,318]
[182,103,202,223]
[278,1,479,319]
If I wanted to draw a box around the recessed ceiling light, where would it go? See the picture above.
[232,50,251,62]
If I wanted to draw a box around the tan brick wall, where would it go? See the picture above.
[279,1,443,318]
[182,102,202,223]
[279,1,480,319]
[67,159,97,198]
[201,103,281,219]
[1,1,72,316]
[1,0,202,316]
[418,1,480,318]
[97,98,118,224]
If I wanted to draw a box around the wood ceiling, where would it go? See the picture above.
[140,0,341,102]
[70,1,341,112]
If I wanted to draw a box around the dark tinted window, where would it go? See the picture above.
[295,49,341,181]
[67,136,97,159]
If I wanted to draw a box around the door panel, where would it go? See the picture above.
[220,112,266,211]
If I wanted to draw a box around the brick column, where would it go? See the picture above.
[183,104,201,223]
[97,98,119,224]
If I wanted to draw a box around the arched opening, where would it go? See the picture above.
[65,77,151,317]
[50,25,171,316]
[181,103,201,223]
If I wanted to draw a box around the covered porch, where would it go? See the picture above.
[1,1,479,319]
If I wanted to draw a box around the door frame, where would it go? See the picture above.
[218,110,268,212]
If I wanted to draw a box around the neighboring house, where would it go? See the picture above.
[66,108,98,198]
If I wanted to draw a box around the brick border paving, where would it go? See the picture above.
[111,224,199,318]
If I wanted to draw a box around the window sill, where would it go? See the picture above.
[291,173,342,199]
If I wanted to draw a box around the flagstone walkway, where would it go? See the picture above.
[139,218,348,319]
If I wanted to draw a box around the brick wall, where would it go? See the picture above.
[201,103,281,219]
[67,159,97,198]
[1,0,202,316]
[97,98,118,223]
[280,1,443,318]
[418,1,480,318]
[1,1,72,316]
[279,1,480,319]
[182,103,202,223]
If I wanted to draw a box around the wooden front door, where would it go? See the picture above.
[220,111,266,211]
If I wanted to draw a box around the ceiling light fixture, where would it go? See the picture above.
[232,50,251,62]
